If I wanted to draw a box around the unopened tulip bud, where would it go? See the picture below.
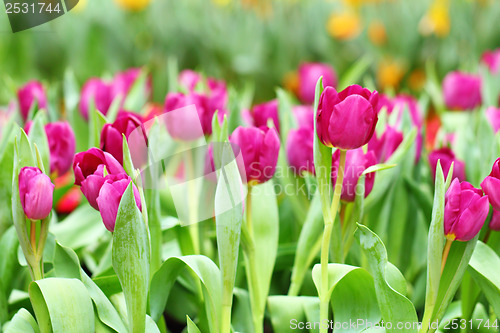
[19,167,54,220]
[17,81,48,121]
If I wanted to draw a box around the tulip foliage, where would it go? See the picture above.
[2,57,500,333]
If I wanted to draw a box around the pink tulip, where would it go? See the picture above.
[19,167,54,220]
[489,209,500,231]
[444,179,489,241]
[45,122,76,176]
[442,71,482,110]
[368,126,403,163]
[298,63,337,104]
[251,100,280,132]
[17,81,48,121]
[486,106,500,133]
[79,78,113,120]
[392,94,424,162]
[481,49,500,74]
[111,68,150,99]
[316,85,379,150]
[287,125,314,175]
[481,157,500,211]
[292,105,314,129]
[428,147,466,182]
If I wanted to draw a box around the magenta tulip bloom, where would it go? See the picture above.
[79,78,113,121]
[19,167,54,220]
[481,158,500,211]
[489,209,500,231]
[45,122,76,176]
[393,94,423,162]
[481,49,500,74]
[230,126,280,185]
[368,126,403,163]
[287,125,314,175]
[251,100,280,132]
[442,71,482,110]
[316,85,379,150]
[111,68,151,102]
[97,174,142,232]
[331,148,377,202]
[428,147,466,182]
[486,107,500,133]
[292,105,314,129]
[73,148,125,210]
[444,179,489,241]
[298,63,337,104]
[178,70,227,97]
[378,94,394,114]
[101,111,148,166]
[17,81,48,121]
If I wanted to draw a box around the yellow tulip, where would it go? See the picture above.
[114,0,151,12]
[326,11,362,40]
[368,20,387,46]
[419,0,450,37]
[377,60,405,90]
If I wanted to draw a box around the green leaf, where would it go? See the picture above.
[4,308,40,333]
[355,225,418,332]
[312,263,380,333]
[276,88,295,142]
[363,164,396,175]
[149,255,222,333]
[29,278,95,333]
[27,112,49,174]
[124,68,150,112]
[89,108,109,148]
[186,316,202,333]
[338,56,372,91]
[0,226,20,294]
[268,296,319,333]
[112,183,150,333]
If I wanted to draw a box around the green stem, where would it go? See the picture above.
[221,303,232,333]
[319,149,346,333]
[441,239,453,274]
[28,219,45,281]
[186,149,200,255]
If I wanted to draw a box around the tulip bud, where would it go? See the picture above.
[486,106,500,133]
[73,148,125,210]
[45,122,76,176]
[100,111,148,166]
[368,126,403,163]
[17,81,48,121]
[18,167,54,220]
[393,94,423,162]
[331,148,377,202]
[112,68,151,101]
[428,147,466,182]
[96,174,142,232]
[251,100,280,132]
[230,126,280,185]
[298,63,337,104]
[292,105,314,129]
[481,49,500,74]
[442,71,482,110]
[287,125,314,175]
[316,85,379,150]
[489,209,500,231]
[178,70,227,99]
[481,157,500,211]
[444,179,489,241]
[79,78,113,121]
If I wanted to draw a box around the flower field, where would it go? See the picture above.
[2,1,500,333]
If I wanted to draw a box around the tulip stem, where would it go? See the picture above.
[483,229,492,244]
[319,149,346,333]
[441,239,453,274]
[30,220,37,253]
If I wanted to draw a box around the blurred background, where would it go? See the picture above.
[1,0,500,103]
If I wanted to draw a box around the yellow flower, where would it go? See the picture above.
[377,60,405,90]
[368,20,387,46]
[114,0,151,11]
[212,0,232,6]
[72,0,87,13]
[419,0,450,37]
[326,11,362,40]
[283,71,299,96]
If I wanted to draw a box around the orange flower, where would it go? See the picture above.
[368,21,387,46]
[377,60,405,90]
[326,11,362,40]
[114,0,151,11]
[408,69,426,92]
[283,71,299,97]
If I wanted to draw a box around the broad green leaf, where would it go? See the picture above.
[0,227,20,293]
[29,278,95,333]
[4,308,40,333]
[186,316,201,333]
[27,112,49,174]
[312,263,380,333]
[89,108,109,148]
[355,225,418,332]
[112,184,150,333]
[268,296,319,333]
[149,255,222,332]
[232,288,253,333]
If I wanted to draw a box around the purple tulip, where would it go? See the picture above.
[368,126,403,163]
[428,147,466,182]
[489,209,500,231]
[481,49,500,74]
[45,122,76,176]
[100,111,148,166]
[481,158,500,211]
[331,148,377,202]
[316,85,379,150]
[79,78,113,121]
[443,71,482,110]
[73,148,125,210]
[251,100,280,132]
[17,81,48,121]
[287,125,314,175]
[18,167,54,220]
[230,126,280,185]
[486,107,500,133]
[298,63,337,104]
[444,179,489,241]
[97,174,142,232]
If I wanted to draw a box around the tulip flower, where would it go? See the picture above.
[112,68,151,101]
[45,122,76,176]
[251,100,280,132]
[79,78,113,120]
[97,173,142,232]
[17,81,48,121]
[316,85,379,150]
[428,147,466,182]
[178,70,227,98]
[378,94,394,114]
[393,94,424,162]
[486,107,500,133]
[292,105,314,129]
[229,126,280,185]
[442,71,482,110]
[481,158,500,211]
[100,111,148,166]
[368,126,403,163]
[481,49,500,74]
[287,125,314,175]
[444,179,489,242]
[331,148,377,202]
[19,167,54,220]
[489,209,500,231]
[73,148,125,210]
[298,63,337,104]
